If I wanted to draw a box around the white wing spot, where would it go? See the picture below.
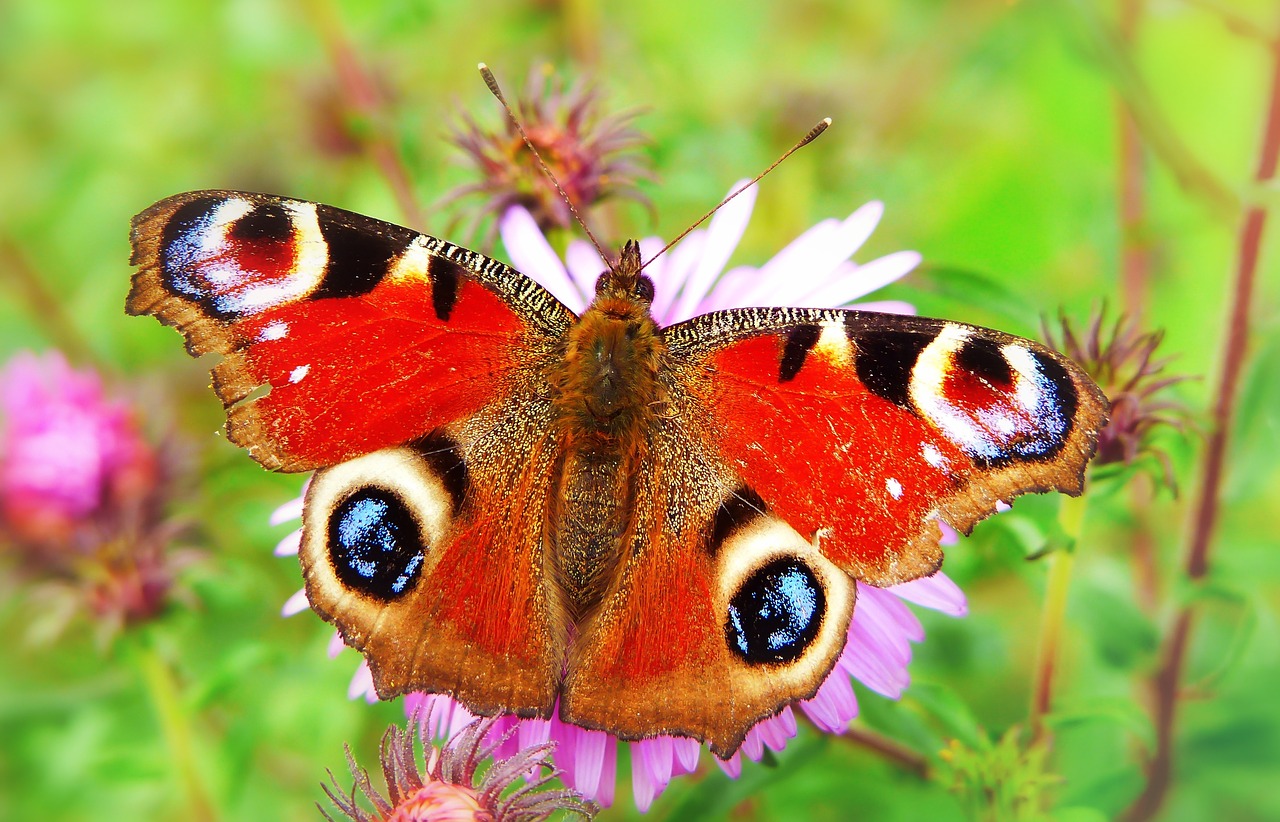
[886,477,903,500]
[922,443,945,468]
[289,364,310,384]
[259,320,289,341]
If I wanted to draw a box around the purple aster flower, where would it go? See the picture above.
[275,184,968,810]
[322,710,596,821]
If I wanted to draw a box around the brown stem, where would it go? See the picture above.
[841,726,929,778]
[304,0,425,228]
[1125,610,1194,821]
[0,236,103,370]
[1114,0,1163,616]
[1124,36,1280,822]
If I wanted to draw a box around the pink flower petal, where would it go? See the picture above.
[565,725,609,799]
[565,239,606,299]
[668,181,757,322]
[347,661,376,702]
[672,737,701,774]
[268,496,304,525]
[802,250,921,307]
[853,299,917,315]
[632,750,658,812]
[755,709,797,751]
[716,751,743,779]
[743,219,841,305]
[327,631,346,658]
[280,588,309,617]
[769,202,890,304]
[273,529,301,557]
[693,263,753,313]
[844,618,911,698]
[653,230,707,323]
[801,667,859,732]
[499,207,583,312]
[518,716,552,750]
[890,573,969,617]
[632,737,677,811]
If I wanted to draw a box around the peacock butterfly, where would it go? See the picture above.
[127,189,1107,758]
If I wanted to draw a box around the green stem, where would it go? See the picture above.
[1029,493,1089,739]
[129,635,217,822]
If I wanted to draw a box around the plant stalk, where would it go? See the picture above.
[1125,34,1280,822]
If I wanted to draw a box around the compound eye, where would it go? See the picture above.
[634,276,655,303]
[725,557,825,664]
[594,272,610,294]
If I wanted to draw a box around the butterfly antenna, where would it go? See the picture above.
[640,117,831,271]
[478,63,614,264]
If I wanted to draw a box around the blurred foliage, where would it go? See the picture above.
[1,0,1278,819]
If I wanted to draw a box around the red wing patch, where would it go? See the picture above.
[219,276,530,470]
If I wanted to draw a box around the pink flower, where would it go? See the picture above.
[0,351,156,543]
[0,350,182,633]
[277,185,968,811]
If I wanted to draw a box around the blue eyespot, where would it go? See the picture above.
[725,558,825,664]
[328,488,424,600]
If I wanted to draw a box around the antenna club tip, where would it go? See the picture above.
[821,117,832,126]
[478,62,490,72]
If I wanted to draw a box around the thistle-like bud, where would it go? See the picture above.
[322,712,596,822]
[446,65,652,239]
[1045,310,1191,487]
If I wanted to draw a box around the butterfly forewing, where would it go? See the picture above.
[661,307,1108,585]
[128,190,574,471]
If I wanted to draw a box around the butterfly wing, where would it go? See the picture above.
[129,191,576,715]
[128,191,573,471]
[665,307,1108,585]
[563,307,1107,756]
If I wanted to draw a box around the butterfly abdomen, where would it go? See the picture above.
[546,278,668,615]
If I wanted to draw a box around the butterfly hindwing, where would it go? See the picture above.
[129,191,575,716]
[562,400,857,757]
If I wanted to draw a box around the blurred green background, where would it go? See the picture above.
[1,0,1278,819]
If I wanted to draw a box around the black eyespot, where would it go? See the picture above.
[328,488,425,600]
[635,276,655,302]
[725,558,825,665]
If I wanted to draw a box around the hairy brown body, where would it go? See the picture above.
[547,242,666,615]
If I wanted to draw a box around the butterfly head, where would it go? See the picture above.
[593,240,655,309]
